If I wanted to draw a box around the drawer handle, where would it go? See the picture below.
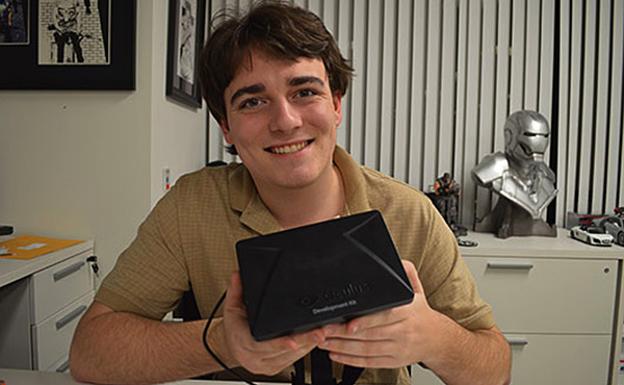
[53,261,85,282]
[56,305,87,330]
[56,359,70,373]
[487,261,534,270]
[506,337,529,346]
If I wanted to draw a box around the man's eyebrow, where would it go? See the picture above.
[289,76,325,87]
[230,84,265,105]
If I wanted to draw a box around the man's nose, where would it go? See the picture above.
[269,99,302,133]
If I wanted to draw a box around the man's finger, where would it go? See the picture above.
[326,310,403,336]
[289,327,325,347]
[252,327,324,356]
[402,260,425,295]
[225,272,242,302]
[262,341,317,367]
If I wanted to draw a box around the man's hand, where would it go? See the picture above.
[222,272,326,376]
[319,260,511,385]
[318,260,440,368]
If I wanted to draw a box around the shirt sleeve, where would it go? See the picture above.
[94,184,189,320]
[418,207,495,331]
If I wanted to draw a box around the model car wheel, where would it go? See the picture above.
[619,233,624,246]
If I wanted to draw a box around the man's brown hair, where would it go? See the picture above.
[199,0,353,154]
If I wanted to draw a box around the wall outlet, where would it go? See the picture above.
[162,168,171,192]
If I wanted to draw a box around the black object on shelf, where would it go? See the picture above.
[0,226,14,236]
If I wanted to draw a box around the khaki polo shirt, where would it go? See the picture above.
[95,146,494,385]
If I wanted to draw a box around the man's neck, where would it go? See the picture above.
[256,164,345,230]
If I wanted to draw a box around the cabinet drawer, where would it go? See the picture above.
[506,333,611,385]
[44,355,69,373]
[31,250,93,323]
[464,257,617,333]
[31,292,92,370]
[410,334,611,385]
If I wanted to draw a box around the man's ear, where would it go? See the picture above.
[219,119,233,144]
[332,92,343,127]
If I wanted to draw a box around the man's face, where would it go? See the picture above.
[221,50,342,192]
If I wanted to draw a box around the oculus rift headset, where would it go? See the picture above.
[236,210,414,385]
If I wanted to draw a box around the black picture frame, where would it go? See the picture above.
[166,0,205,108]
[0,0,136,90]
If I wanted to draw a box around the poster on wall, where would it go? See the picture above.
[0,0,135,89]
[37,0,110,65]
[166,0,205,108]
[0,0,29,45]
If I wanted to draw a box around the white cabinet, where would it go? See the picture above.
[465,257,617,333]
[0,242,95,372]
[30,251,93,324]
[31,291,93,371]
[506,334,611,385]
[411,231,623,385]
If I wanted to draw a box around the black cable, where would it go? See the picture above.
[201,290,257,385]
[201,291,351,385]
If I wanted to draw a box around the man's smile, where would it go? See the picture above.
[265,139,314,155]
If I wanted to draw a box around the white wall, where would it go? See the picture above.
[149,0,207,207]
[0,0,206,278]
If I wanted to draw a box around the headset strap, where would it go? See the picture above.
[292,357,306,385]
[291,348,363,385]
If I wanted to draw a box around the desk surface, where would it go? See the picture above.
[0,241,93,287]
[0,368,267,385]
[460,228,624,259]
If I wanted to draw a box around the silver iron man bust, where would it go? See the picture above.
[472,110,558,238]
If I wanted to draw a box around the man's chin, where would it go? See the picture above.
[275,176,318,190]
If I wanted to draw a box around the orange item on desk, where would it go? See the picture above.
[0,235,82,260]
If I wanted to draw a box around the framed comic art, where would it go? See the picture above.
[0,0,136,90]
[166,0,205,108]
[0,0,29,45]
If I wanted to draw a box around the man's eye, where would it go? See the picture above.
[239,98,262,109]
[296,89,317,98]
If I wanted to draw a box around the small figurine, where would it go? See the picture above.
[433,172,460,197]
[428,172,467,237]
[472,110,558,238]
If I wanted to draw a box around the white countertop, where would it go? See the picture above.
[460,228,624,259]
[0,241,94,288]
[0,368,274,385]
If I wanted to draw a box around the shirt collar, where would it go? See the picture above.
[333,145,370,215]
[227,145,371,235]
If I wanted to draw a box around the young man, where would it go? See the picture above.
[69,2,511,384]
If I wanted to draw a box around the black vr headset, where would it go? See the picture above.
[236,210,414,385]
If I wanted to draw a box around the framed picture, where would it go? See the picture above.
[166,0,205,108]
[0,0,29,45]
[0,0,135,90]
